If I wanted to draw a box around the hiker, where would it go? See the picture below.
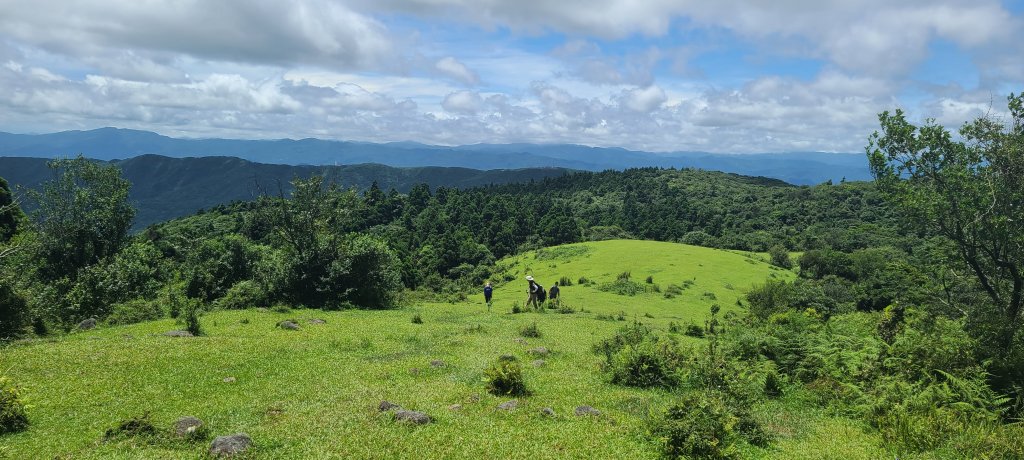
[484,281,493,310]
[525,275,544,309]
[548,281,560,307]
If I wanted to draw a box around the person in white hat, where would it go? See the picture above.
[525,275,542,309]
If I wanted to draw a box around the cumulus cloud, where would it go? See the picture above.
[435,57,480,86]
[442,90,483,114]
[0,0,393,71]
[620,85,667,112]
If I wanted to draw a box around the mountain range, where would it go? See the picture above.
[0,155,570,231]
[0,128,871,185]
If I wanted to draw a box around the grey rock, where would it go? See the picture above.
[165,330,194,337]
[541,407,556,417]
[222,377,236,383]
[430,359,445,368]
[448,404,463,411]
[277,321,300,330]
[531,359,546,367]
[77,318,97,330]
[394,410,431,425]
[575,405,601,416]
[173,416,204,439]
[513,337,528,345]
[308,318,326,325]
[378,400,401,412]
[209,433,252,457]
[527,347,550,356]
[497,399,519,411]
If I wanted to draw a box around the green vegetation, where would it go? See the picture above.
[1,94,1023,458]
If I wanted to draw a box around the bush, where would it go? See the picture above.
[103,413,157,440]
[106,299,164,326]
[768,245,793,269]
[0,376,29,434]
[520,322,542,338]
[617,271,631,281]
[0,279,27,339]
[653,392,740,460]
[343,235,402,309]
[608,337,683,388]
[558,276,573,286]
[411,313,423,324]
[745,280,793,319]
[684,322,705,338]
[645,275,654,284]
[172,295,204,336]
[214,280,270,310]
[484,356,529,396]
[598,279,647,296]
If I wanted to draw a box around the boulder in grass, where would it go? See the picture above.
[378,400,401,412]
[497,399,519,411]
[430,360,445,368]
[575,405,600,416]
[77,318,97,331]
[209,433,252,457]
[541,407,556,417]
[308,319,326,325]
[531,359,546,367]
[173,416,205,439]
[277,321,300,330]
[165,330,194,337]
[394,410,431,425]
[448,404,463,412]
[527,347,549,357]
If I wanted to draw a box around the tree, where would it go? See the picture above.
[867,93,1024,354]
[0,177,22,245]
[27,156,135,281]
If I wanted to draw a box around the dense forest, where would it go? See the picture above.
[1,95,1022,458]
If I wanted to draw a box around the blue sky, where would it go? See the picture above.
[0,0,1021,153]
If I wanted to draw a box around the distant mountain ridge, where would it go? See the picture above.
[0,154,571,231]
[0,127,871,185]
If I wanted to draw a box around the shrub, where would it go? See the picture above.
[103,413,157,440]
[0,376,29,434]
[0,279,27,339]
[668,321,681,333]
[558,304,575,314]
[608,337,683,388]
[173,295,204,336]
[511,304,523,314]
[617,271,631,281]
[106,299,164,326]
[684,323,705,338]
[214,280,269,310]
[745,280,793,319]
[598,279,646,296]
[768,244,793,269]
[558,276,573,286]
[577,276,591,285]
[484,356,529,396]
[664,284,684,299]
[411,313,423,324]
[653,392,740,460]
[645,275,654,284]
[520,322,542,338]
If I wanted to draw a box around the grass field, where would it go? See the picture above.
[1,240,901,459]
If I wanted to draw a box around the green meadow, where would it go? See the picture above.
[2,240,901,459]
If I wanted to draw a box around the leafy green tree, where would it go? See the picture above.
[0,177,22,245]
[27,156,135,281]
[344,235,402,308]
[868,93,1024,355]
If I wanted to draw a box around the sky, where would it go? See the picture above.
[0,0,1022,153]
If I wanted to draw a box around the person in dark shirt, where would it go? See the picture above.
[484,281,493,310]
[548,281,560,307]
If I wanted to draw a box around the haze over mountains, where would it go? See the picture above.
[0,128,870,185]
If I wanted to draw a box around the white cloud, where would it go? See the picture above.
[620,85,667,112]
[442,90,483,114]
[435,57,480,86]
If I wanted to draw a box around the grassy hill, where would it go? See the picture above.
[1,241,904,459]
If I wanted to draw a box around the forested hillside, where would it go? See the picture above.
[0,155,570,229]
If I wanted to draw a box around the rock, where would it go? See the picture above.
[77,318,97,331]
[531,359,546,367]
[527,347,550,356]
[541,407,556,417]
[409,368,420,376]
[448,404,463,411]
[277,321,300,330]
[513,337,528,345]
[222,377,236,383]
[173,416,204,439]
[497,399,519,411]
[209,433,252,457]
[575,405,601,416]
[165,330,194,337]
[378,400,401,412]
[308,318,326,324]
[394,410,431,425]
[430,359,445,368]
[467,394,481,403]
